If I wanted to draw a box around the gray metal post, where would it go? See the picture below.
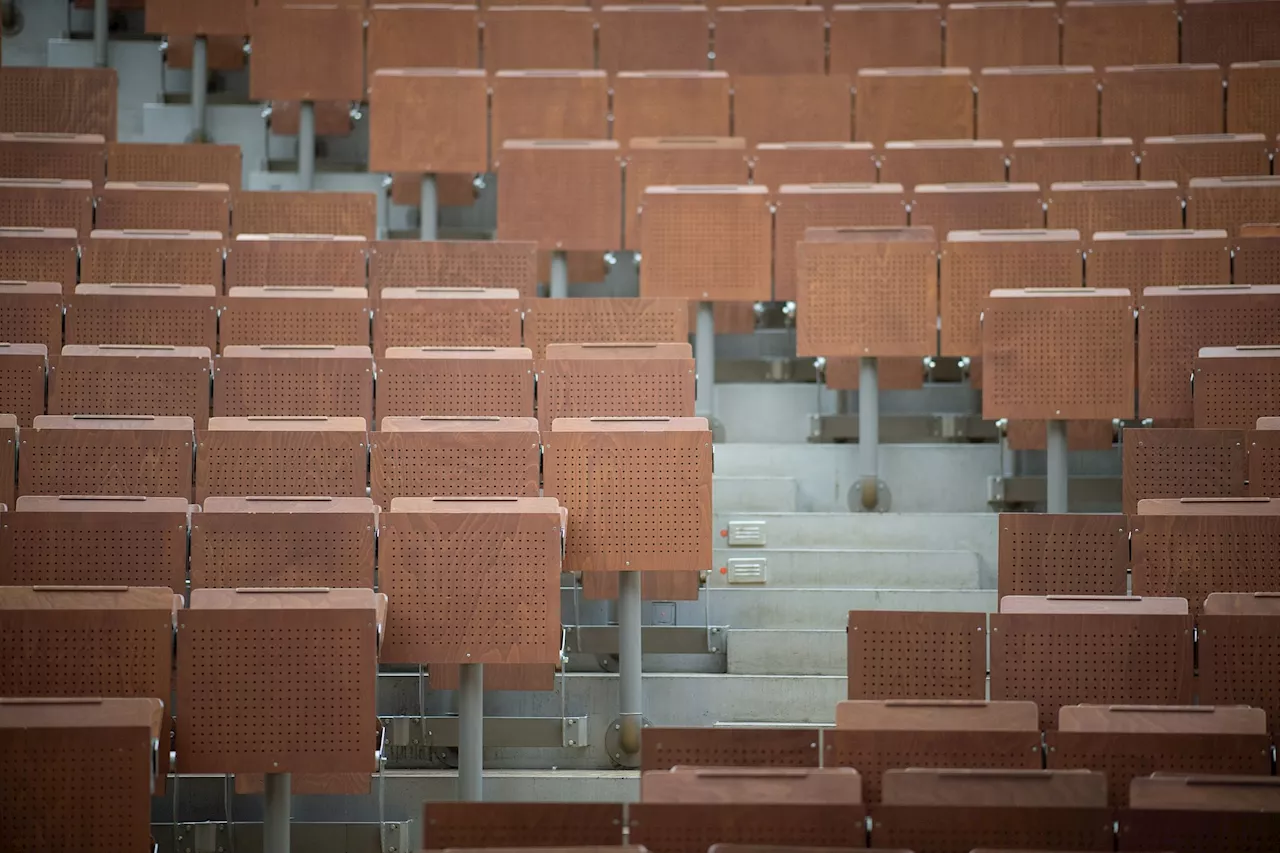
[190,35,208,142]
[549,250,569,298]
[420,173,438,241]
[93,0,109,67]
[857,356,879,510]
[457,662,484,801]
[298,101,316,190]
[695,301,715,419]
[263,772,291,853]
[1046,419,1069,513]
[617,570,643,756]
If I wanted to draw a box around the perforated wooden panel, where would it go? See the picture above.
[224,234,367,292]
[368,239,537,299]
[428,661,554,692]
[177,588,379,774]
[65,284,217,349]
[248,4,364,101]
[731,74,853,146]
[0,227,79,294]
[49,345,212,426]
[1249,429,1280,498]
[1200,612,1280,735]
[19,416,194,499]
[847,610,988,701]
[0,282,61,351]
[870,805,1113,853]
[1227,61,1280,139]
[1062,0,1179,67]
[268,99,353,137]
[580,568,701,601]
[0,344,46,429]
[1009,138,1138,188]
[483,6,595,71]
[422,803,624,849]
[1140,134,1270,185]
[1004,418,1116,450]
[637,185,770,301]
[370,417,540,507]
[622,138,748,251]
[1100,64,1225,140]
[81,229,225,288]
[611,73,729,143]
[1195,347,1280,429]
[146,0,248,36]
[1047,181,1183,238]
[1122,427,1246,514]
[95,181,231,234]
[940,230,1082,357]
[0,132,106,186]
[910,183,1044,236]
[854,68,974,146]
[712,6,825,74]
[538,344,694,430]
[1235,233,1280,284]
[750,143,877,189]
[195,418,368,502]
[368,70,488,175]
[997,513,1128,601]
[544,418,712,573]
[523,297,688,360]
[376,348,534,423]
[1183,0,1280,65]
[191,498,376,589]
[1087,230,1230,293]
[1138,286,1280,420]
[977,67,1100,142]
[828,4,943,75]
[106,142,241,189]
[490,71,611,157]
[0,178,94,238]
[366,4,480,74]
[1120,809,1280,853]
[165,35,247,72]
[496,141,622,252]
[232,191,377,239]
[945,1,1060,69]
[631,803,866,853]
[823,356,924,391]
[599,10,712,74]
[796,227,937,358]
[374,289,521,352]
[0,67,118,140]
[212,346,373,420]
[880,141,1006,190]
[989,611,1194,731]
[1187,176,1280,237]
[982,289,1135,420]
[219,288,370,349]
[0,415,12,511]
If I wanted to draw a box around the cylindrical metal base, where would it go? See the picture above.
[93,0,109,67]
[458,663,484,801]
[617,570,643,756]
[420,173,439,241]
[297,101,316,190]
[858,356,879,510]
[695,302,715,420]
[190,35,208,142]
[549,250,569,298]
[263,772,291,853]
[1046,419,1069,513]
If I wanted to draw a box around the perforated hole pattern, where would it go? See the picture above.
[998,513,1129,600]
[374,302,521,351]
[191,516,375,589]
[67,299,215,349]
[196,432,367,500]
[1088,240,1228,291]
[536,362,694,430]
[1122,428,1245,514]
[375,360,534,421]
[81,240,224,287]
[368,241,537,298]
[848,610,987,700]
[0,513,186,589]
[523,298,688,360]
[370,433,540,508]
[642,727,820,770]
[212,358,372,420]
[639,191,772,301]
[1132,516,1280,618]
[1199,614,1280,735]
[220,301,370,349]
[0,355,48,427]
[226,240,368,290]
[1195,356,1280,430]
[19,430,193,500]
[51,356,211,424]
[1250,430,1280,498]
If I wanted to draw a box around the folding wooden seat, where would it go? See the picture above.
[18,415,192,500]
[1235,224,1280,283]
[879,140,1006,188]
[0,226,78,294]
[65,283,216,349]
[390,172,477,211]
[598,6,711,73]
[642,767,861,803]
[375,347,534,422]
[0,414,12,510]
[796,226,937,358]
[1139,134,1271,184]
[145,0,248,37]
[0,178,93,238]
[248,4,365,103]
[611,72,731,143]
[422,803,626,849]
[750,143,877,188]
[0,67,118,140]
[910,183,1044,236]
[1123,773,1280,851]
[1183,0,1280,67]
[212,346,373,420]
[977,67,1100,142]
[268,99,353,137]
[483,6,594,71]
[491,72,611,155]
[523,297,689,359]
[828,4,942,76]
[731,75,852,146]
[366,3,481,74]
[81,228,224,288]
[641,726,823,771]
[1137,285,1280,420]
[1122,428,1246,513]
[219,287,370,349]
[0,495,189,590]
[1186,176,1280,236]
[623,138,748,250]
[997,513,1128,601]
[0,132,105,186]
[639,185,771,301]
[1087,230,1230,292]
[845,610,988,700]
[0,281,61,352]
[1009,138,1136,187]
[828,701,1041,804]
[1200,592,1280,735]
[164,36,248,73]
[232,190,378,239]
[1046,181,1183,238]
[95,181,231,233]
[1227,61,1280,139]
[823,356,925,392]
[1100,64,1226,141]
[0,343,46,429]
[630,803,872,852]
[375,287,521,353]
[177,588,383,776]
[191,496,377,589]
[1062,0,1178,67]
[106,142,241,189]
[1252,423,1280,497]
[368,69,489,176]
[195,416,367,502]
[537,342,694,430]
[49,344,212,426]
[991,596,1194,731]
[496,141,622,251]
[712,6,825,75]
[225,234,367,292]
[369,239,537,299]
[855,68,975,146]
[1194,346,1280,429]
[945,2,1060,70]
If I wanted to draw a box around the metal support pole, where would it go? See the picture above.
[695,301,715,419]
[93,0,109,67]
[263,772,291,853]
[190,35,208,143]
[1046,419,1069,513]
[857,356,879,510]
[549,250,569,298]
[420,173,438,241]
[617,570,643,756]
[458,663,484,801]
[298,101,316,190]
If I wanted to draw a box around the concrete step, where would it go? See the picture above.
[703,587,997,630]
[710,547,981,589]
[713,475,798,512]
[728,629,846,676]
